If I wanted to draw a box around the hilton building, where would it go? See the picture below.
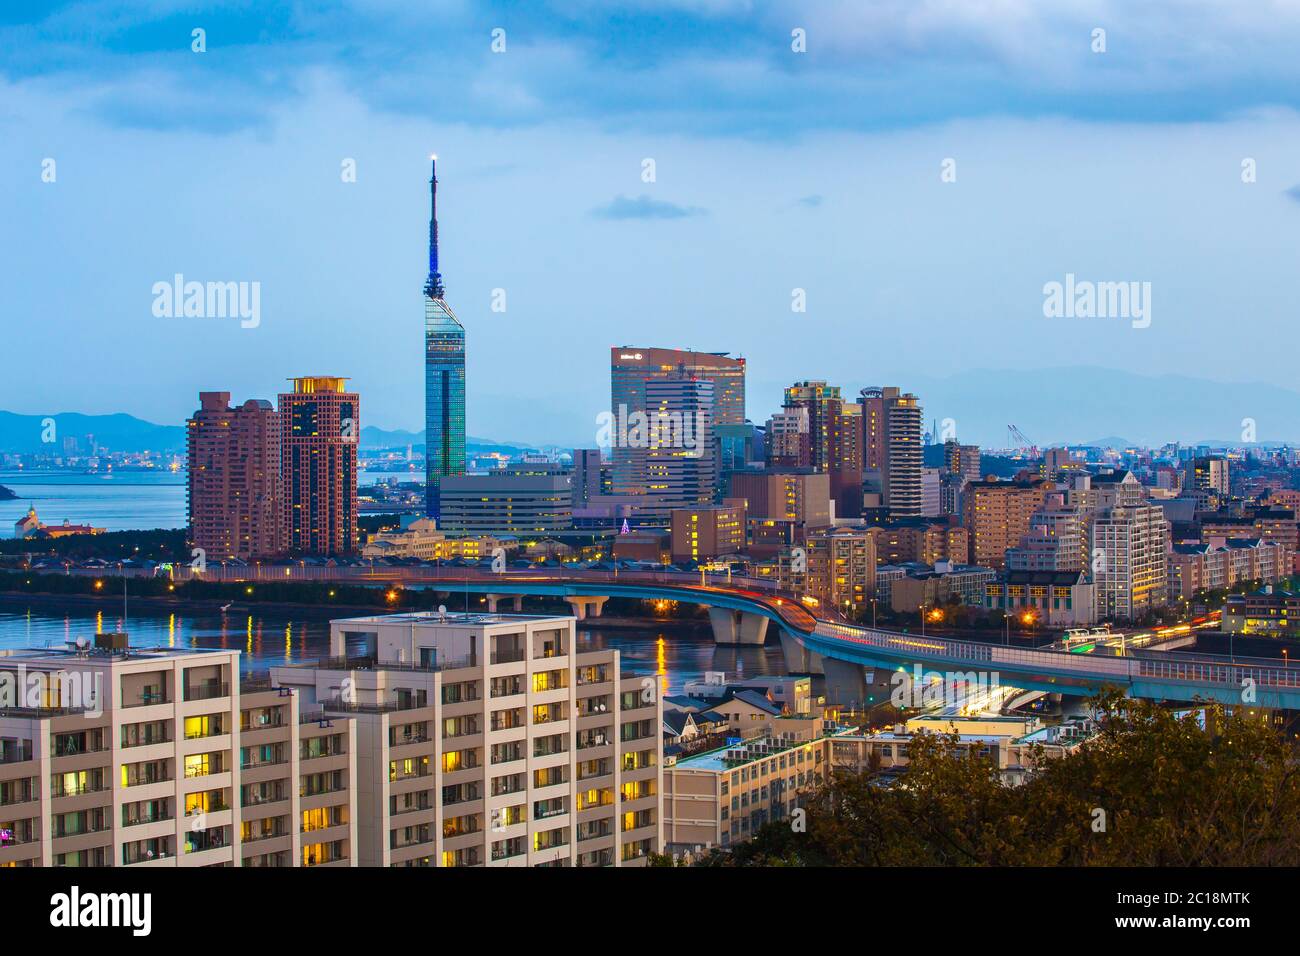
[610,347,744,498]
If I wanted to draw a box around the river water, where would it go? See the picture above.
[0,601,786,696]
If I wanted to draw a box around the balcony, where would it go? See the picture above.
[0,742,33,764]
[122,692,170,709]
[184,683,230,703]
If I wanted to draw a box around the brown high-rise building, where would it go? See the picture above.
[278,376,359,555]
[962,477,1054,568]
[186,391,281,561]
[780,382,863,519]
[860,386,923,518]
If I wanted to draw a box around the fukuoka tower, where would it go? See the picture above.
[422,155,466,518]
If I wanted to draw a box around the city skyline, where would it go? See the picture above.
[7,3,1300,448]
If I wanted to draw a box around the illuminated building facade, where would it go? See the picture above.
[186,391,281,561]
[278,376,359,555]
[270,611,663,867]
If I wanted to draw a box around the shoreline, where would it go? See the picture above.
[0,590,711,634]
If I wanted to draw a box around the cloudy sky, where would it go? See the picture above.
[4,0,1300,447]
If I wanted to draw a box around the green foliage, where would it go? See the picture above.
[696,691,1300,867]
[0,529,187,562]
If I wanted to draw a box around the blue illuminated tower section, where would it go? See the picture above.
[423,156,466,517]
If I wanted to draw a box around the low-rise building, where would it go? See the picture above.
[984,570,1097,626]
[1167,538,1292,600]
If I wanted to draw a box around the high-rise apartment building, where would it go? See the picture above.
[1005,495,1088,573]
[805,527,878,616]
[278,376,359,555]
[186,391,280,561]
[943,441,982,482]
[962,477,1053,569]
[610,348,744,495]
[862,387,923,518]
[270,611,663,867]
[781,382,863,518]
[423,158,466,518]
[0,639,357,868]
[765,406,811,469]
[1090,503,1170,622]
[1185,455,1229,497]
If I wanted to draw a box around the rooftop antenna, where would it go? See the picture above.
[423,154,445,299]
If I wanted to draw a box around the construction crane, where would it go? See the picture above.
[1007,424,1040,459]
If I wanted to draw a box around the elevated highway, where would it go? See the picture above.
[160,564,1300,708]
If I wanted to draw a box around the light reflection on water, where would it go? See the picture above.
[0,603,787,695]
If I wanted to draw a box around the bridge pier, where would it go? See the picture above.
[821,658,870,710]
[485,594,524,613]
[779,630,822,674]
[566,596,608,621]
[708,608,770,645]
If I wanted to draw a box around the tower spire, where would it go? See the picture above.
[424,154,445,299]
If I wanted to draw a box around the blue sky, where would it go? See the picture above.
[5,1,1300,446]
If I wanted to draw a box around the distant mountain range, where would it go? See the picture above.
[0,411,186,455]
[5,367,1299,456]
[905,367,1300,448]
[0,411,538,456]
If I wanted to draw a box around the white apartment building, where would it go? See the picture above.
[0,637,357,868]
[269,611,662,867]
[1090,503,1169,621]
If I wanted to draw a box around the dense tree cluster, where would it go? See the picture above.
[671,693,1300,867]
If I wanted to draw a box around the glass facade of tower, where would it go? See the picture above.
[425,295,465,517]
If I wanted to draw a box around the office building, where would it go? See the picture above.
[423,158,467,518]
[186,391,281,561]
[729,470,831,533]
[571,449,603,509]
[610,348,744,496]
[670,503,746,563]
[270,611,663,866]
[439,463,573,536]
[633,375,717,513]
[278,376,359,555]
